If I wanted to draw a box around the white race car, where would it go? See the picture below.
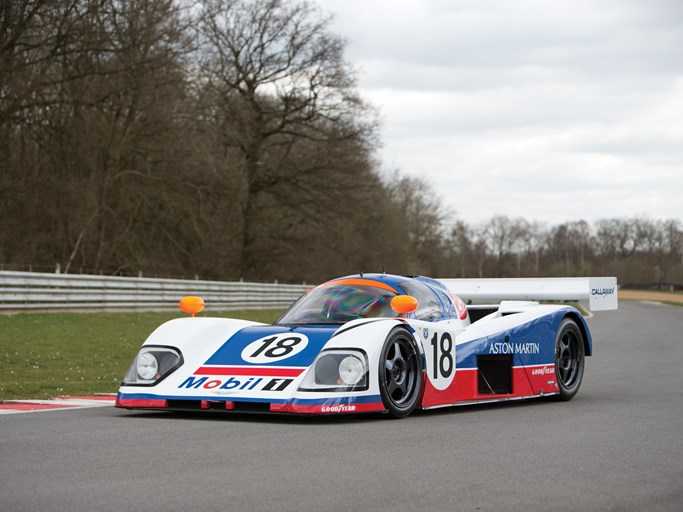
[116,273,617,417]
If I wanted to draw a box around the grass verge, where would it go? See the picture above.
[618,290,683,306]
[0,310,282,401]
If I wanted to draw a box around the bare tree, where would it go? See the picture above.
[448,220,473,277]
[0,0,196,275]
[480,215,529,277]
[195,0,377,278]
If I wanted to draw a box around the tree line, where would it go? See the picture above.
[1,0,681,287]
[443,216,683,287]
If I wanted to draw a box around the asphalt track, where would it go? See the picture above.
[1,301,682,512]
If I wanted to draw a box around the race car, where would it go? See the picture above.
[115,273,618,417]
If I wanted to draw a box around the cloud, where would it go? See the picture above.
[317,0,683,224]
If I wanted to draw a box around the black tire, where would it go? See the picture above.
[553,318,585,401]
[378,328,423,417]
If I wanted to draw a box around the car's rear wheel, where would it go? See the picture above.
[553,318,585,401]
[379,328,423,417]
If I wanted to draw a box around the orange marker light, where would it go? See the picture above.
[179,296,205,317]
[390,295,418,317]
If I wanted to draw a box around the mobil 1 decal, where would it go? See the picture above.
[241,333,309,364]
[421,327,456,390]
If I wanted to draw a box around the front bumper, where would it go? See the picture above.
[115,392,385,415]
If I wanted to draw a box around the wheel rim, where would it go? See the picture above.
[383,337,418,406]
[556,328,581,388]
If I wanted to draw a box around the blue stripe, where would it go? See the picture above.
[456,309,588,368]
[204,325,338,367]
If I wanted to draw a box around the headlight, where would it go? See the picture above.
[137,352,159,380]
[339,356,365,385]
[299,350,368,392]
[122,346,183,386]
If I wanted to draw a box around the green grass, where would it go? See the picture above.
[0,310,282,401]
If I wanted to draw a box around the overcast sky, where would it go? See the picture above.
[316,0,683,225]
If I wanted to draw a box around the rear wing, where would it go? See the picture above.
[438,277,618,311]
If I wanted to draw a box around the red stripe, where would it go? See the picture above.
[0,403,74,411]
[421,374,458,407]
[115,398,168,408]
[454,365,557,402]
[420,364,559,407]
[195,366,304,377]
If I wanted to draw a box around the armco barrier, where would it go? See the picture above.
[0,271,310,312]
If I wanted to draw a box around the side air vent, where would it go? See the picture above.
[467,306,499,322]
[477,354,513,395]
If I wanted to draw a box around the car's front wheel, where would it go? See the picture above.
[378,328,423,417]
[553,318,585,401]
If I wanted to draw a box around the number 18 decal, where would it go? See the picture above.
[425,329,456,390]
[241,333,309,364]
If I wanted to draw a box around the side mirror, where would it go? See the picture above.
[179,296,205,317]
[390,295,418,317]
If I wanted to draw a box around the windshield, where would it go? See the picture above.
[277,284,397,325]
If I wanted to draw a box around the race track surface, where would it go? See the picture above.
[1,301,682,512]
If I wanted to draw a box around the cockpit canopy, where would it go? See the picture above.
[276,283,396,325]
[276,274,467,325]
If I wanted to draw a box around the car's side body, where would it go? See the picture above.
[116,273,617,417]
